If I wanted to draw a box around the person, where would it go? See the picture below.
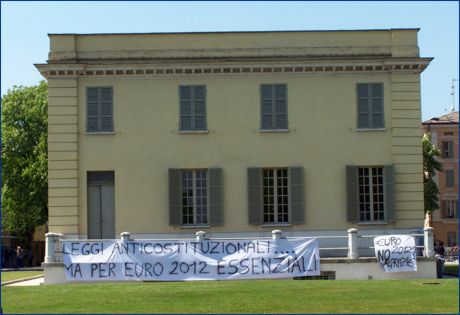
[16,246,24,269]
[434,240,446,278]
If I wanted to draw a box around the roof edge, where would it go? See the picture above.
[47,28,421,37]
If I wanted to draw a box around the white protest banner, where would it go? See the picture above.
[373,235,417,272]
[63,238,320,281]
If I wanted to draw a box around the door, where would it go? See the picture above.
[87,171,115,239]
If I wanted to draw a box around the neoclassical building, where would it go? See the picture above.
[36,29,432,240]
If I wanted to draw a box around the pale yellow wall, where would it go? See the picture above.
[42,30,427,237]
[75,72,421,235]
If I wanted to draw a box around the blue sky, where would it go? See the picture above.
[1,1,458,121]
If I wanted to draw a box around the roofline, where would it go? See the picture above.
[47,28,421,37]
[422,121,459,125]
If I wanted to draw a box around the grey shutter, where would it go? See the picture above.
[100,87,113,132]
[289,166,304,224]
[169,169,182,225]
[447,141,454,158]
[384,165,395,222]
[248,168,262,225]
[209,168,223,225]
[193,86,207,131]
[357,84,370,129]
[371,84,384,128]
[346,166,358,222]
[260,85,273,130]
[275,85,288,129]
[87,88,100,132]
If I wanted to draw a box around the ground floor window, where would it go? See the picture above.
[358,167,384,222]
[263,168,289,223]
[182,169,208,225]
[447,232,458,247]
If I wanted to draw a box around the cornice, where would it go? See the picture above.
[35,58,432,79]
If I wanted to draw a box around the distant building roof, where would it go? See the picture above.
[423,111,459,125]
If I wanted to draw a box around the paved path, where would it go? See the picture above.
[7,277,44,286]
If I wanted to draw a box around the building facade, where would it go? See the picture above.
[423,112,459,249]
[36,29,432,241]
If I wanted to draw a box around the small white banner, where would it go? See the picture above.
[63,238,320,281]
[373,235,417,273]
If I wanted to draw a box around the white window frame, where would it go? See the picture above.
[262,168,289,224]
[181,169,209,226]
[358,167,385,222]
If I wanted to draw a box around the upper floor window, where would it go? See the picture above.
[86,87,113,132]
[445,169,455,188]
[357,83,384,129]
[442,200,458,219]
[442,141,454,159]
[260,84,288,130]
[179,85,207,131]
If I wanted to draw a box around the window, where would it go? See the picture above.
[346,165,395,223]
[169,168,222,226]
[260,84,288,130]
[179,86,207,131]
[181,170,208,225]
[447,232,458,247]
[443,200,458,219]
[442,141,454,159]
[357,83,384,129]
[445,169,455,188]
[248,167,304,225]
[358,167,384,221]
[263,169,289,223]
[86,87,113,132]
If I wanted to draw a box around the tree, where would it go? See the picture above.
[1,81,48,238]
[423,133,442,214]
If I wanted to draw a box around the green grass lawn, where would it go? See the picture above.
[1,279,458,314]
[1,271,43,283]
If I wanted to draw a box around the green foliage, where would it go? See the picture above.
[423,133,443,213]
[1,81,48,237]
[1,279,458,313]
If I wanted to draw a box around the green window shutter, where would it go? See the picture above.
[346,166,358,222]
[209,168,223,225]
[289,166,304,224]
[384,165,395,222]
[168,169,182,225]
[248,167,262,225]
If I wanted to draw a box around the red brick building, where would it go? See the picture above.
[423,111,458,251]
